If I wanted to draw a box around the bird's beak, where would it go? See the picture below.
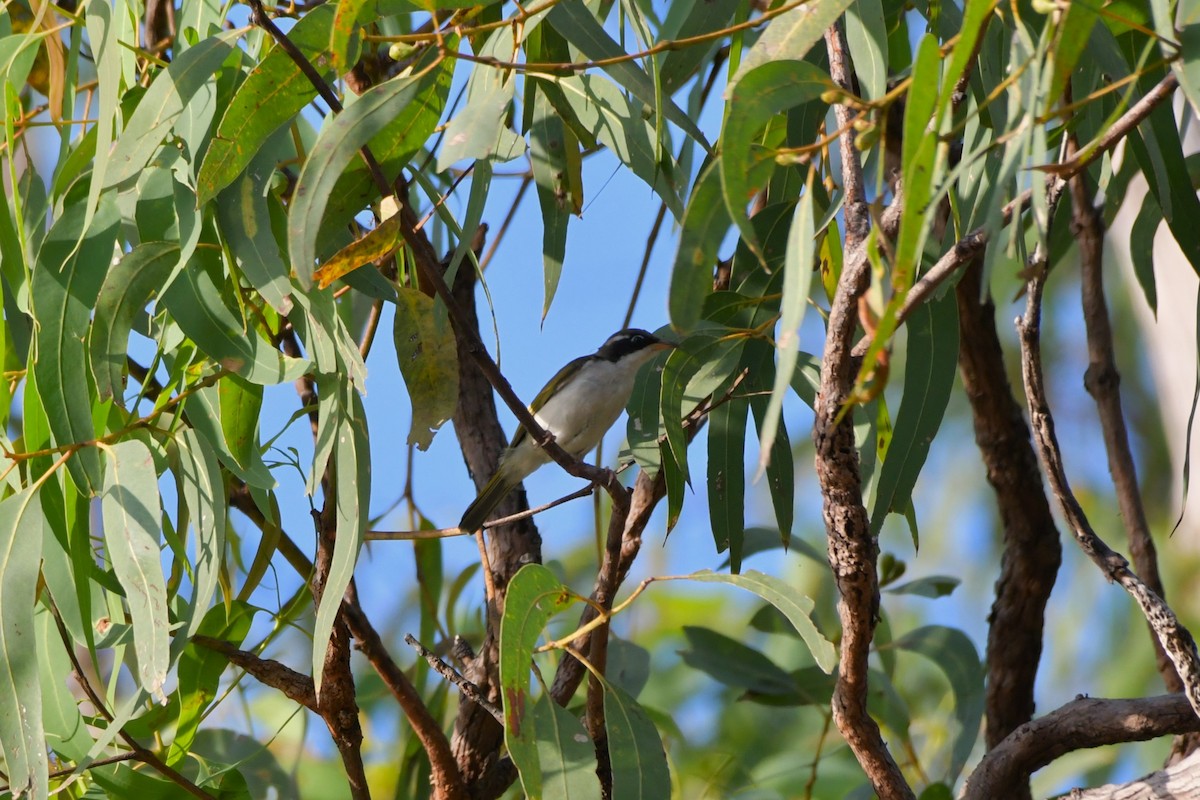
[651,340,676,352]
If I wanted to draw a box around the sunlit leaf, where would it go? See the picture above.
[313,215,401,289]
[173,429,227,638]
[31,190,120,494]
[105,28,244,188]
[0,487,48,800]
[756,171,815,482]
[89,241,179,404]
[500,564,578,798]
[669,162,728,332]
[547,1,710,150]
[436,29,524,169]
[682,570,835,672]
[312,388,370,697]
[289,70,431,288]
[730,0,855,88]
[721,61,829,255]
[160,246,308,385]
[197,6,337,204]
[102,440,170,705]
[870,293,958,534]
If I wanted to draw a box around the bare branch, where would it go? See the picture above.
[955,258,1062,771]
[1018,238,1200,722]
[813,20,913,800]
[963,694,1200,799]
[406,634,504,724]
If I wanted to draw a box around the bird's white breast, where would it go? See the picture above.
[501,350,657,480]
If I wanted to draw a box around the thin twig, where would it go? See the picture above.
[478,175,532,273]
[405,634,504,724]
[1017,230,1200,721]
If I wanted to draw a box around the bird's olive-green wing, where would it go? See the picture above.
[508,355,590,448]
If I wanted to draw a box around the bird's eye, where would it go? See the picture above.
[632,334,646,345]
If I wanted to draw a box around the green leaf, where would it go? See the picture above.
[547,1,710,151]
[679,626,795,696]
[534,696,603,800]
[90,242,179,403]
[167,601,254,765]
[0,487,48,800]
[1128,107,1200,278]
[707,395,747,571]
[626,349,668,477]
[174,429,226,638]
[529,84,578,319]
[749,385,795,549]
[603,682,671,799]
[393,287,459,451]
[720,61,829,255]
[730,0,856,87]
[669,161,729,332]
[31,190,121,494]
[436,28,524,169]
[657,0,741,94]
[216,153,294,314]
[105,28,243,188]
[895,34,941,282]
[1130,192,1162,315]
[870,292,958,534]
[845,0,889,100]
[756,171,815,482]
[312,388,370,697]
[893,625,984,785]
[160,245,308,385]
[318,47,454,246]
[500,564,578,798]
[1046,0,1098,104]
[885,575,960,598]
[84,0,120,231]
[550,74,684,219]
[1174,0,1200,117]
[102,440,171,705]
[936,0,993,119]
[659,340,718,486]
[288,71,427,288]
[219,373,264,470]
[183,382,277,490]
[682,570,835,672]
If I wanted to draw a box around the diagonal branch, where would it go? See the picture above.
[1017,235,1200,722]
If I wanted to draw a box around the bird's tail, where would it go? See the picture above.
[459,472,519,533]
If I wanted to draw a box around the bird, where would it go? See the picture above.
[459,328,675,533]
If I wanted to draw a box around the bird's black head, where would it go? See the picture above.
[595,328,673,362]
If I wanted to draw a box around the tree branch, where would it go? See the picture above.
[813,20,913,800]
[962,694,1200,799]
[955,257,1062,787]
[1018,233,1200,722]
